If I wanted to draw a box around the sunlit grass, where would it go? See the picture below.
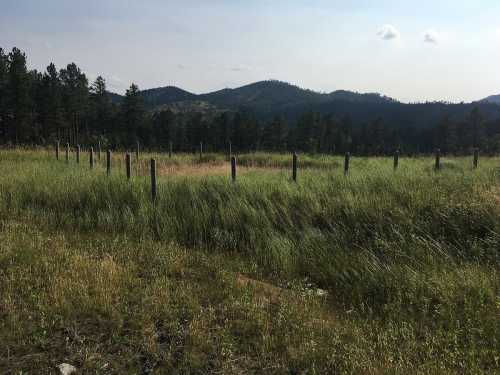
[0,148,499,373]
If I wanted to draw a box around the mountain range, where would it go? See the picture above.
[111,80,394,110]
[110,80,500,127]
[481,94,500,105]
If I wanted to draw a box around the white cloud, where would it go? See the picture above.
[424,29,439,44]
[377,25,400,40]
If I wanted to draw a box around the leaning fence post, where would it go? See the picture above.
[231,156,236,182]
[473,148,479,169]
[150,158,157,201]
[435,148,441,171]
[56,141,60,160]
[76,145,81,164]
[394,150,400,170]
[344,152,350,176]
[106,150,112,175]
[65,143,69,163]
[126,153,131,180]
[292,152,298,182]
[89,147,94,169]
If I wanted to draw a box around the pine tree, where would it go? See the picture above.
[7,48,32,143]
[60,63,89,143]
[121,83,146,146]
[468,107,484,150]
[89,76,112,138]
[0,48,9,142]
[37,63,64,141]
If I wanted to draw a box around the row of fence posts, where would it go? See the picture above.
[56,140,227,164]
[54,141,481,201]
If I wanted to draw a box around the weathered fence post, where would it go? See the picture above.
[76,145,81,164]
[292,152,298,182]
[56,141,60,160]
[150,158,157,201]
[473,148,479,169]
[169,141,173,158]
[344,152,350,176]
[126,153,131,180]
[231,156,236,182]
[90,147,94,169]
[98,141,101,161]
[106,150,112,175]
[394,150,400,170]
[65,143,69,163]
[435,148,441,171]
[136,141,140,161]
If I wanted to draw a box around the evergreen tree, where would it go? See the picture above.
[435,115,457,154]
[0,48,9,142]
[7,47,32,143]
[38,63,64,141]
[121,83,147,146]
[468,107,484,150]
[89,76,112,138]
[60,63,88,143]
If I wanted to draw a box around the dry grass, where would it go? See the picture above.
[0,149,499,373]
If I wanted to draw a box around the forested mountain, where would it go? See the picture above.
[482,94,500,105]
[1,46,500,155]
[111,80,500,130]
[113,80,395,118]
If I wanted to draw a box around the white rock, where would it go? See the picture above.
[58,363,77,375]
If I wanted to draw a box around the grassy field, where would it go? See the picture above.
[0,149,499,374]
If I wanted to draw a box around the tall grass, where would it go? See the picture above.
[0,149,499,372]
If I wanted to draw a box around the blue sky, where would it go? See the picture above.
[1,0,499,102]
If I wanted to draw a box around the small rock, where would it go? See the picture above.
[58,363,77,375]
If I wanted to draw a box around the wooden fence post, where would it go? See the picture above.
[473,148,479,169]
[435,148,441,171]
[98,141,101,161]
[106,150,112,175]
[394,150,399,170]
[231,156,236,182]
[126,153,131,180]
[65,143,69,163]
[292,152,298,182]
[90,147,94,169]
[56,141,60,160]
[150,158,157,201]
[76,145,80,164]
[136,141,140,161]
[344,152,350,176]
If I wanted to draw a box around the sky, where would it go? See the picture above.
[1,0,499,103]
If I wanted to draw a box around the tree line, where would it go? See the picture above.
[1,46,499,155]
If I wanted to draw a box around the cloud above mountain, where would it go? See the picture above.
[377,25,400,40]
[424,29,439,43]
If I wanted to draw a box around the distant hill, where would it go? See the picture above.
[141,86,197,107]
[110,80,396,117]
[108,81,500,127]
[481,94,500,105]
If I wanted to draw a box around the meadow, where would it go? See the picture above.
[0,148,499,374]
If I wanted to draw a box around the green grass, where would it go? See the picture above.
[0,149,499,373]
